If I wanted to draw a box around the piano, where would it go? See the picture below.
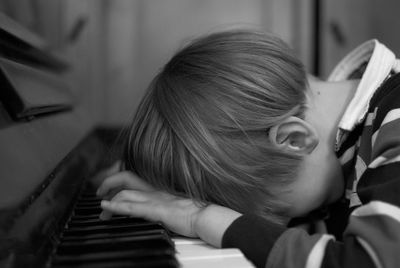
[0,13,253,268]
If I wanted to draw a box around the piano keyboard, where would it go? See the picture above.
[51,187,254,268]
[51,188,178,268]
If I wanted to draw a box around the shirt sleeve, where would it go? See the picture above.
[222,190,400,268]
[221,214,285,268]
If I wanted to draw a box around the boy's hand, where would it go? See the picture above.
[97,171,202,237]
[97,171,241,247]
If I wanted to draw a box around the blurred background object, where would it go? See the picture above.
[1,0,400,126]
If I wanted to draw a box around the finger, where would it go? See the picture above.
[97,171,154,197]
[98,171,154,195]
[102,187,126,201]
[102,187,124,200]
[111,189,152,203]
[108,160,123,174]
[99,210,113,220]
[101,200,157,221]
[97,172,130,197]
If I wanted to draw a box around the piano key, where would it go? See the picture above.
[76,196,102,202]
[77,197,99,202]
[53,256,178,268]
[173,237,254,268]
[69,214,105,221]
[56,234,173,254]
[178,249,253,268]
[53,247,175,264]
[67,216,148,227]
[64,221,164,235]
[61,228,167,241]
[68,216,156,226]
[174,237,209,246]
[73,206,103,215]
[69,214,128,221]
[80,192,98,198]
[74,203,101,208]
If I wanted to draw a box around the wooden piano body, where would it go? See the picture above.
[0,13,253,268]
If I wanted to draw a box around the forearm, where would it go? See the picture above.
[194,204,287,268]
[193,204,242,248]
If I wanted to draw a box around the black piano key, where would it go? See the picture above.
[66,216,162,229]
[80,192,98,198]
[53,256,178,268]
[61,228,166,241]
[74,203,101,209]
[76,196,102,202]
[73,204,100,210]
[68,217,159,229]
[69,214,103,221]
[77,197,99,202]
[63,222,164,236]
[69,214,126,221]
[73,206,103,215]
[79,189,98,195]
[67,216,148,227]
[56,234,173,254]
[53,247,175,263]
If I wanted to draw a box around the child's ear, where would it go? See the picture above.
[268,116,319,155]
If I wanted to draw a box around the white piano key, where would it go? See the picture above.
[174,237,208,246]
[173,237,254,268]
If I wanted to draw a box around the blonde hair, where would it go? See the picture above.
[123,30,307,224]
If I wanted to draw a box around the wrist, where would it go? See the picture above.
[193,204,242,247]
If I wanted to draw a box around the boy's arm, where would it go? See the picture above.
[193,204,242,247]
[98,171,286,268]
[222,179,400,268]
[221,214,286,268]
[97,171,242,245]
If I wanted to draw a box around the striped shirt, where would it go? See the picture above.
[222,40,400,268]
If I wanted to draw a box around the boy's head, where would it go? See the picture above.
[123,29,312,224]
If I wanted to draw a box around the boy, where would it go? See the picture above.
[97,30,400,268]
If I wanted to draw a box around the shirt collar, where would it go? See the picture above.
[327,39,396,150]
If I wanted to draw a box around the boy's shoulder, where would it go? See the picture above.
[370,72,400,130]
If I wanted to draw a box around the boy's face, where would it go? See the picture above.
[272,77,356,218]
[280,147,345,217]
